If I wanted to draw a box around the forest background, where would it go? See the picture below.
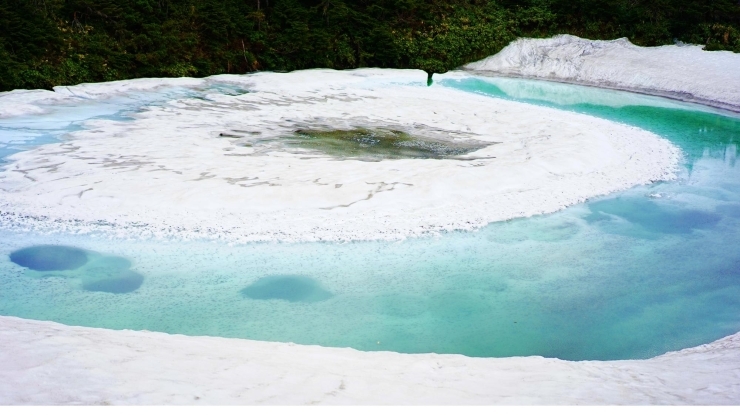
[1,0,739,91]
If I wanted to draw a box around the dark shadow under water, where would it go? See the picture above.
[9,245,144,294]
[10,245,88,271]
[241,275,333,303]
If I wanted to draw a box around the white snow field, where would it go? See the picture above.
[2,38,740,404]
[464,34,740,112]
[1,316,739,405]
[0,69,678,242]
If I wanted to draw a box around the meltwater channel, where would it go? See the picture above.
[1,75,739,361]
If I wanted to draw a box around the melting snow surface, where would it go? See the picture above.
[465,35,740,112]
[0,69,678,242]
[1,316,738,404]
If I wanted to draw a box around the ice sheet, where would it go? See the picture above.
[0,69,679,242]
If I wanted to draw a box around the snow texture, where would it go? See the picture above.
[464,35,740,112]
[1,59,733,404]
[1,316,738,404]
[0,69,679,242]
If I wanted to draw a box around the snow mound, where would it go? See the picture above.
[464,35,740,112]
[1,316,739,404]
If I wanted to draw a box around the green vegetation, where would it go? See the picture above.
[1,0,739,91]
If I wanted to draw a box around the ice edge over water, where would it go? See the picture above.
[1,316,738,404]
[464,34,740,113]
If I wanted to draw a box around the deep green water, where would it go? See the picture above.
[1,75,739,361]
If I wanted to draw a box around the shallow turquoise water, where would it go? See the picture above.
[1,75,739,361]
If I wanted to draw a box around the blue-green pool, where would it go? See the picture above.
[1,75,739,361]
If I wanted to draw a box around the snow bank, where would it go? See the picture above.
[1,316,737,404]
[0,78,211,118]
[0,69,679,242]
[0,90,60,118]
[464,35,740,112]
[51,77,205,100]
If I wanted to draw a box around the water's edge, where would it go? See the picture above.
[463,69,740,115]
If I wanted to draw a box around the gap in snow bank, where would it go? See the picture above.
[464,34,740,113]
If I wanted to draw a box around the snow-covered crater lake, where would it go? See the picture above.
[1,72,739,361]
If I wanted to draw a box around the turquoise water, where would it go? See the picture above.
[1,75,739,361]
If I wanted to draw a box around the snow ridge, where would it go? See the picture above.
[464,34,740,112]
